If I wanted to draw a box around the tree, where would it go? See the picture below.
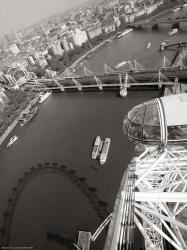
[48,58,65,73]
[29,65,46,78]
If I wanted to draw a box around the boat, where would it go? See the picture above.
[173,7,180,12]
[98,140,104,156]
[7,135,18,148]
[92,136,102,159]
[20,107,39,127]
[168,28,178,36]
[147,42,151,49]
[117,28,133,38]
[115,61,127,69]
[39,91,52,103]
[100,138,111,165]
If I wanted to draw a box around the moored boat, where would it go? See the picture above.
[147,42,151,49]
[92,136,102,159]
[117,28,133,38]
[39,91,52,104]
[20,107,39,127]
[100,138,111,165]
[168,28,178,36]
[115,61,127,69]
[7,135,18,148]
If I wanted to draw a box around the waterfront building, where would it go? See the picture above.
[9,44,20,56]
[113,16,121,28]
[72,28,88,47]
[86,22,103,40]
[102,20,116,33]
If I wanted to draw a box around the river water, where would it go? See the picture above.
[0,9,187,250]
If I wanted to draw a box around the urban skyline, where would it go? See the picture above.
[0,0,92,38]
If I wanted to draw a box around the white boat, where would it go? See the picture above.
[92,136,102,159]
[147,42,151,49]
[7,135,18,148]
[39,91,52,103]
[173,7,180,12]
[168,28,178,36]
[100,138,111,165]
[117,28,133,38]
[115,61,127,69]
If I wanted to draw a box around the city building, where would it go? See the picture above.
[61,38,71,52]
[9,44,20,56]
[48,40,64,56]
[27,56,35,66]
[86,22,103,40]
[0,72,16,85]
[38,58,48,68]
[102,20,116,33]
[72,28,88,47]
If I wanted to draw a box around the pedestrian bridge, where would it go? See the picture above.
[24,60,187,93]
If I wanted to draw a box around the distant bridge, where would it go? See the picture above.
[134,18,187,26]
[132,17,187,29]
[163,42,187,49]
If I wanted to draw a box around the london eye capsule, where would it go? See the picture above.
[123,93,187,145]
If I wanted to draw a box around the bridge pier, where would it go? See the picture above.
[54,79,64,92]
[152,23,159,30]
[73,78,82,91]
[172,22,180,29]
[94,75,103,90]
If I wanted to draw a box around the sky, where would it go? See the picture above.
[0,0,87,38]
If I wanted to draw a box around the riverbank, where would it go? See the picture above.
[67,35,116,73]
[0,95,39,146]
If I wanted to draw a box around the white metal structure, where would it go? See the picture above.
[105,93,187,250]
[105,145,187,250]
[134,145,187,250]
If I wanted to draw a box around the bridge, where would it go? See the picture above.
[131,17,187,29]
[23,61,187,93]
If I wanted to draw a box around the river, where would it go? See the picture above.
[0,8,187,250]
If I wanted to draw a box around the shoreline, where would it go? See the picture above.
[0,96,39,146]
[67,35,116,72]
